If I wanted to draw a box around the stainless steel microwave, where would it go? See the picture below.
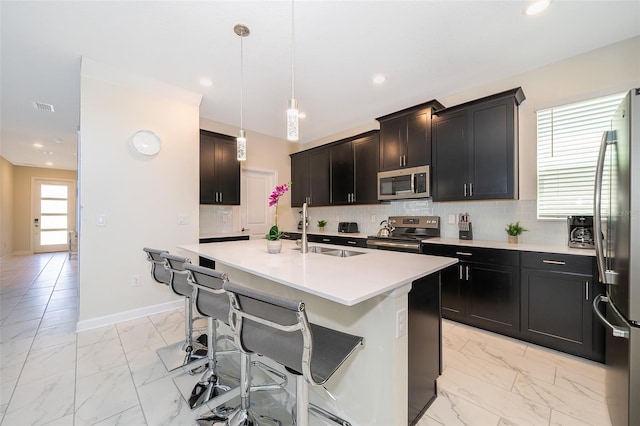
[377,165,430,201]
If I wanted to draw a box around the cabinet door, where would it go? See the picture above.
[469,99,516,200]
[308,149,330,206]
[330,142,354,205]
[521,268,594,357]
[405,111,430,168]
[379,117,404,171]
[199,135,217,204]
[290,153,309,207]
[441,264,466,322]
[353,134,379,204]
[467,262,520,336]
[432,111,467,201]
[215,137,241,205]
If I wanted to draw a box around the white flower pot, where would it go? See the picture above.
[267,240,282,254]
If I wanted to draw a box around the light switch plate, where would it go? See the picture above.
[96,214,107,226]
[448,214,457,224]
[177,215,189,225]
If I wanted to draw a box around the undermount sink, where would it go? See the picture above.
[322,249,366,258]
[293,246,366,257]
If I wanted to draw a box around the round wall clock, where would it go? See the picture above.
[131,130,161,156]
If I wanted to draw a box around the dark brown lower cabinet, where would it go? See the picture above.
[520,252,604,362]
[422,245,604,361]
[422,244,520,337]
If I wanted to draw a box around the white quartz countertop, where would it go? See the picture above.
[178,239,457,306]
[422,237,595,257]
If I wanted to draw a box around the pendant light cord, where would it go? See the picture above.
[291,0,295,99]
[240,35,244,130]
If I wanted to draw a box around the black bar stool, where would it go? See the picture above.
[222,281,364,426]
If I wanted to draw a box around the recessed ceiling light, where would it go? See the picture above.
[373,74,386,85]
[298,112,306,119]
[525,0,551,16]
[53,138,62,144]
[199,78,213,87]
[33,143,43,148]
[45,162,53,166]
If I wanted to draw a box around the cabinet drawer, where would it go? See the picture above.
[521,252,593,274]
[422,244,518,267]
[308,234,367,248]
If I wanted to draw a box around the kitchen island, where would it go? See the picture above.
[179,239,457,425]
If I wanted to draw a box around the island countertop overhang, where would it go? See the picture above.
[178,239,457,306]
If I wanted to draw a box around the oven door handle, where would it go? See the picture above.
[366,240,420,251]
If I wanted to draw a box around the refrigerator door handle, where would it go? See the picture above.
[593,130,618,285]
[592,294,629,339]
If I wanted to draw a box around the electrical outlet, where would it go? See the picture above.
[96,214,107,226]
[371,214,377,223]
[131,274,141,287]
[177,215,189,225]
[396,308,407,338]
[448,214,457,225]
[335,215,340,222]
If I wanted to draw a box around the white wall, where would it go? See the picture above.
[78,58,202,327]
[299,37,640,245]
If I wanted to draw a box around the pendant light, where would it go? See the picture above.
[286,0,299,141]
[234,24,250,161]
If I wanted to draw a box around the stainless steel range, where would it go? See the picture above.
[366,215,440,253]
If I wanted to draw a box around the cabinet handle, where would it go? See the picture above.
[404,155,407,166]
[219,192,223,203]
[464,184,467,197]
[543,260,566,265]
[455,251,473,256]
[469,182,473,197]
[352,193,355,203]
[585,281,589,301]
[322,238,330,242]
[459,265,463,280]
[215,192,219,203]
[348,241,357,245]
[465,265,470,281]
[400,156,403,167]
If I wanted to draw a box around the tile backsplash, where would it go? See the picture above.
[200,205,234,235]
[201,199,570,247]
[304,199,569,246]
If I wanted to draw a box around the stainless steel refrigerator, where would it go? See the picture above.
[593,88,640,426]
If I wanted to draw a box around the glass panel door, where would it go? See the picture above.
[32,179,76,253]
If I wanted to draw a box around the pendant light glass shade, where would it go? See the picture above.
[287,99,299,141]
[235,24,250,161]
[236,129,247,161]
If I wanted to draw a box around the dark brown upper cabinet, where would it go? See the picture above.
[432,87,525,202]
[329,131,379,205]
[200,129,240,205]
[376,100,444,172]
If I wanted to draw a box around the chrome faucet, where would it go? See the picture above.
[301,202,309,253]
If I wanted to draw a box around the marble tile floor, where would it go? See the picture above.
[1,253,611,426]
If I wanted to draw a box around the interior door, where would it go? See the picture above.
[32,178,76,253]
[240,168,276,239]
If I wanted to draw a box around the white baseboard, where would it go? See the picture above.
[75,299,183,333]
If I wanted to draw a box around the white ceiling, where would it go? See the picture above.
[1,1,639,171]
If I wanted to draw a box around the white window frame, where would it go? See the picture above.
[536,92,626,220]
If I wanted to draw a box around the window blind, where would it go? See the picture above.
[537,92,626,219]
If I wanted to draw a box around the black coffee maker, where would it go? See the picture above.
[567,216,595,249]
